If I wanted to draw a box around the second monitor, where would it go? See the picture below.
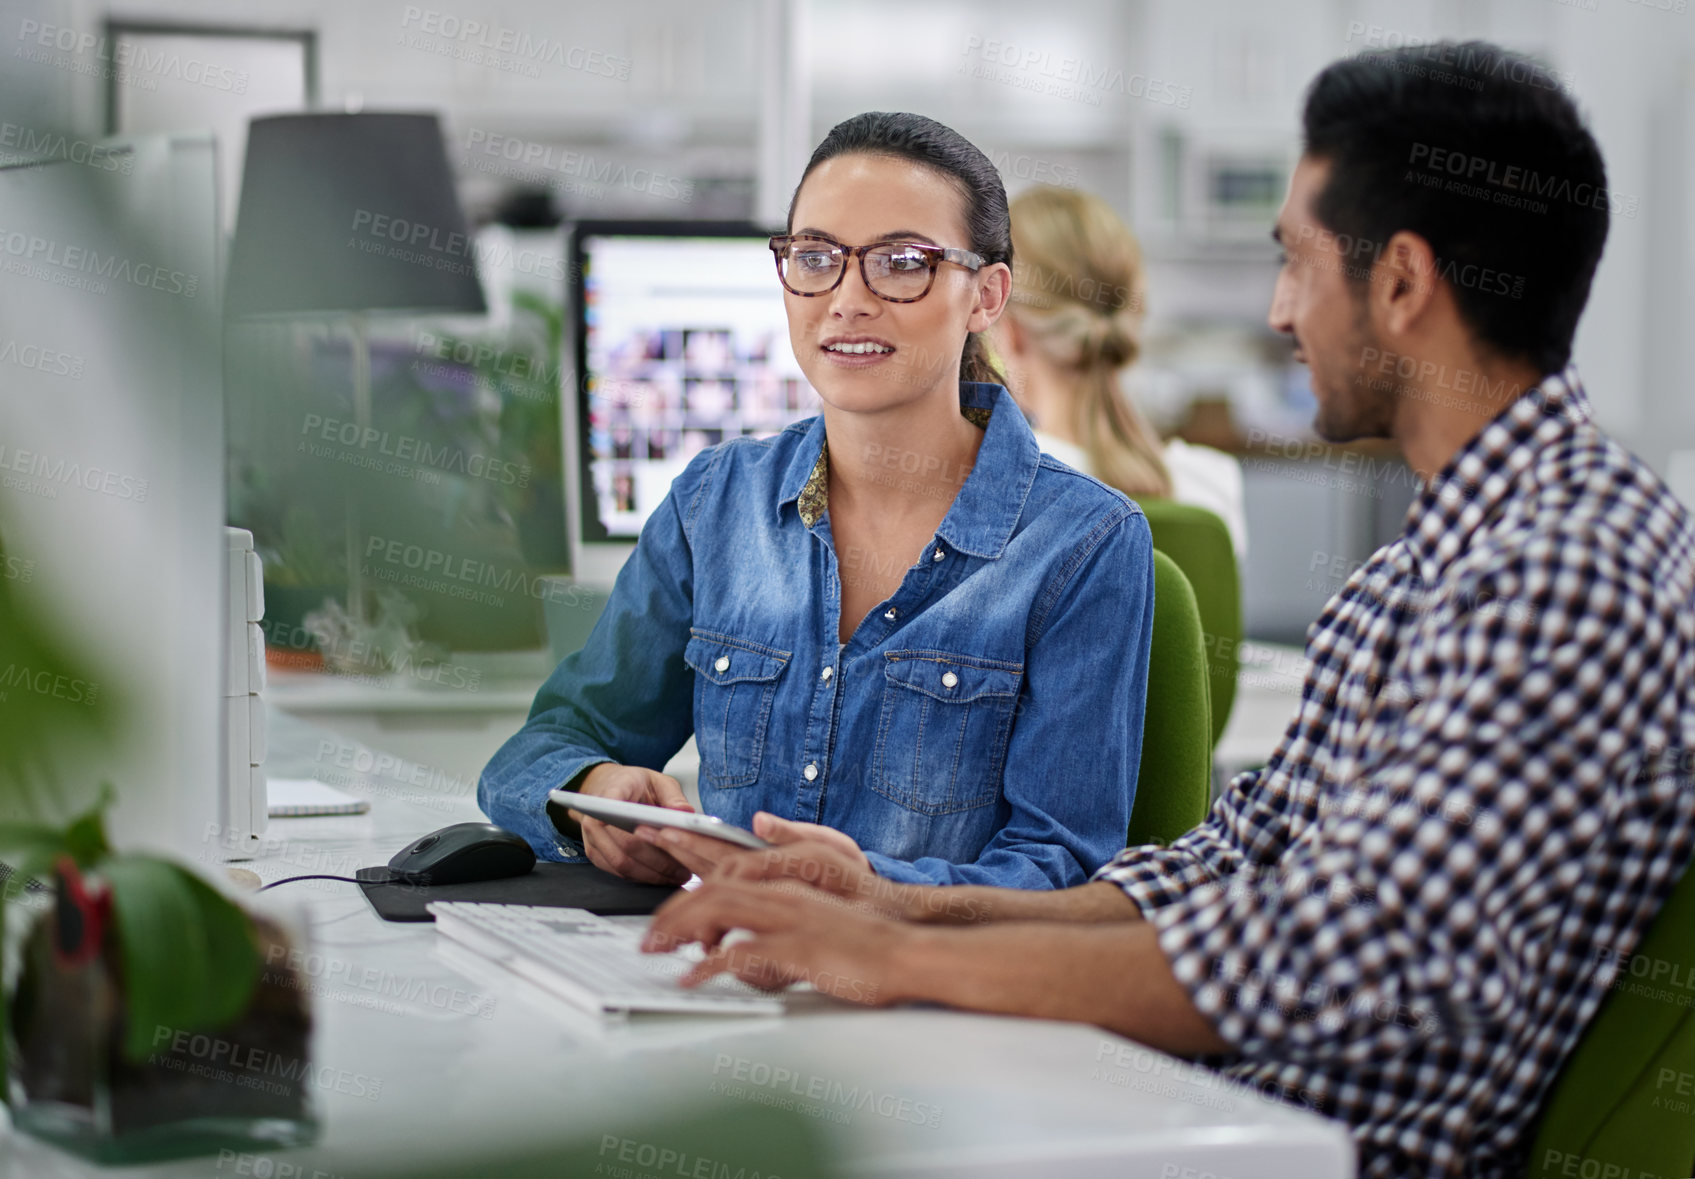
[564,221,823,586]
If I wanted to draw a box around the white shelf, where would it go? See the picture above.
[268,669,543,713]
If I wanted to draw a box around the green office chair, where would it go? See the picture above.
[1525,853,1695,1178]
[1126,550,1213,847]
[1140,499,1241,750]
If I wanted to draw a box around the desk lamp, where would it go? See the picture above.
[225,112,486,625]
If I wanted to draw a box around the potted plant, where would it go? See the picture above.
[0,539,316,1163]
[426,289,568,572]
[256,503,347,668]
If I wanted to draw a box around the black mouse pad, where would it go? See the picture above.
[354,863,680,923]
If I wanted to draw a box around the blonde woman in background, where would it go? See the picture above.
[994,185,1247,561]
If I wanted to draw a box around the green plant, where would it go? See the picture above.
[229,307,565,650]
[0,788,261,1069]
[0,534,261,1095]
[430,290,568,571]
[259,504,345,589]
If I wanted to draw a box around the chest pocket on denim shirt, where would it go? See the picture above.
[684,630,790,788]
[872,651,1023,815]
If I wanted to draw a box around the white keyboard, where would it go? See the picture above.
[427,902,785,1018]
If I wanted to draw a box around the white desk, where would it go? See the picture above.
[0,709,1354,1179]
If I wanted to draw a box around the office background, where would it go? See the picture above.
[2,5,1694,1175]
[4,0,1694,782]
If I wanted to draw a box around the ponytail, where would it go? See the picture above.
[1076,364,1171,500]
[961,332,1008,388]
[1008,185,1172,500]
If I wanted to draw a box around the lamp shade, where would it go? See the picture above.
[225,113,486,319]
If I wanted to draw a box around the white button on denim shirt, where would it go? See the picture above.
[478,383,1156,888]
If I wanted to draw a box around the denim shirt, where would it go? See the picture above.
[479,382,1155,888]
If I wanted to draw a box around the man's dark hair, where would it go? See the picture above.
[790,111,1010,386]
[1303,41,1610,375]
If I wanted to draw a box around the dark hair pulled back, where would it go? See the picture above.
[789,111,1011,387]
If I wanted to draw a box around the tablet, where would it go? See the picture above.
[549,790,771,851]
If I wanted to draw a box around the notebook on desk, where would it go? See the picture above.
[268,777,370,817]
[355,862,679,922]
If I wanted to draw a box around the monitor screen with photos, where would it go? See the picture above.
[570,222,823,545]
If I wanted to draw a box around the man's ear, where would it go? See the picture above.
[1373,230,1439,338]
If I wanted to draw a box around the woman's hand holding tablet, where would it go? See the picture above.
[641,812,873,885]
[552,789,771,851]
[559,764,699,885]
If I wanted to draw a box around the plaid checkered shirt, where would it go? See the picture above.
[1095,367,1695,1177]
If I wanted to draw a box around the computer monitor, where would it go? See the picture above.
[0,134,225,857]
[564,221,822,586]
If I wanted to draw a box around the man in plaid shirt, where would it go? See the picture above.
[640,42,1695,1177]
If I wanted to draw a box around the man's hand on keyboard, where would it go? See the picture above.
[640,878,910,1006]
[571,763,695,885]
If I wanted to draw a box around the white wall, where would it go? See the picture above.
[8,0,1693,464]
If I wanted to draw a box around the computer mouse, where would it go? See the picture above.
[387,823,536,886]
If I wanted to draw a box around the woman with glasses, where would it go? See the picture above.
[480,112,1156,890]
